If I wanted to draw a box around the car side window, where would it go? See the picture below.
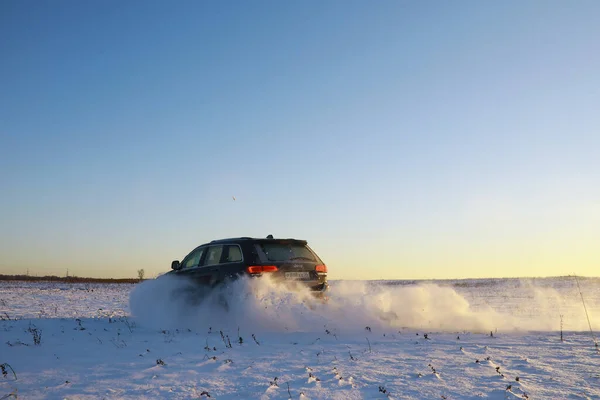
[183,247,205,269]
[203,245,223,266]
[224,245,242,263]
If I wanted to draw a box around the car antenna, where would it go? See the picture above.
[267,234,273,239]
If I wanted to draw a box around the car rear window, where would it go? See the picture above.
[257,243,316,262]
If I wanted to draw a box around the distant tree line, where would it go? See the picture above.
[0,274,140,284]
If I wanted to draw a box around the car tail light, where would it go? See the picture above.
[246,265,278,274]
[315,264,327,273]
[246,266,262,274]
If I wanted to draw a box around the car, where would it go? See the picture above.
[167,235,329,299]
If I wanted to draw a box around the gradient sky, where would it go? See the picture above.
[1,1,599,280]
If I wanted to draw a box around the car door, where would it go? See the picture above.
[219,244,245,281]
[178,246,208,285]
[197,244,225,287]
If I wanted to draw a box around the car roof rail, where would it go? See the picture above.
[208,236,307,245]
[210,237,253,243]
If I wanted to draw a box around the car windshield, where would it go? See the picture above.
[258,243,316,262]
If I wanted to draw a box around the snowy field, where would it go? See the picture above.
[1,276,599,399]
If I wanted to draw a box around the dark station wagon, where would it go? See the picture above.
[168,235,329,298]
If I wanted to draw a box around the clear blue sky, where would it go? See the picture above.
[1,1,599,280]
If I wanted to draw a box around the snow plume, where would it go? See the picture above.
[324,281,500,332]
[129,275,599,333]
[129,275,502,333]
[498,278,600,332]
[129,274,330,332]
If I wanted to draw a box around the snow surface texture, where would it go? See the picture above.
[1,277,599,399]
